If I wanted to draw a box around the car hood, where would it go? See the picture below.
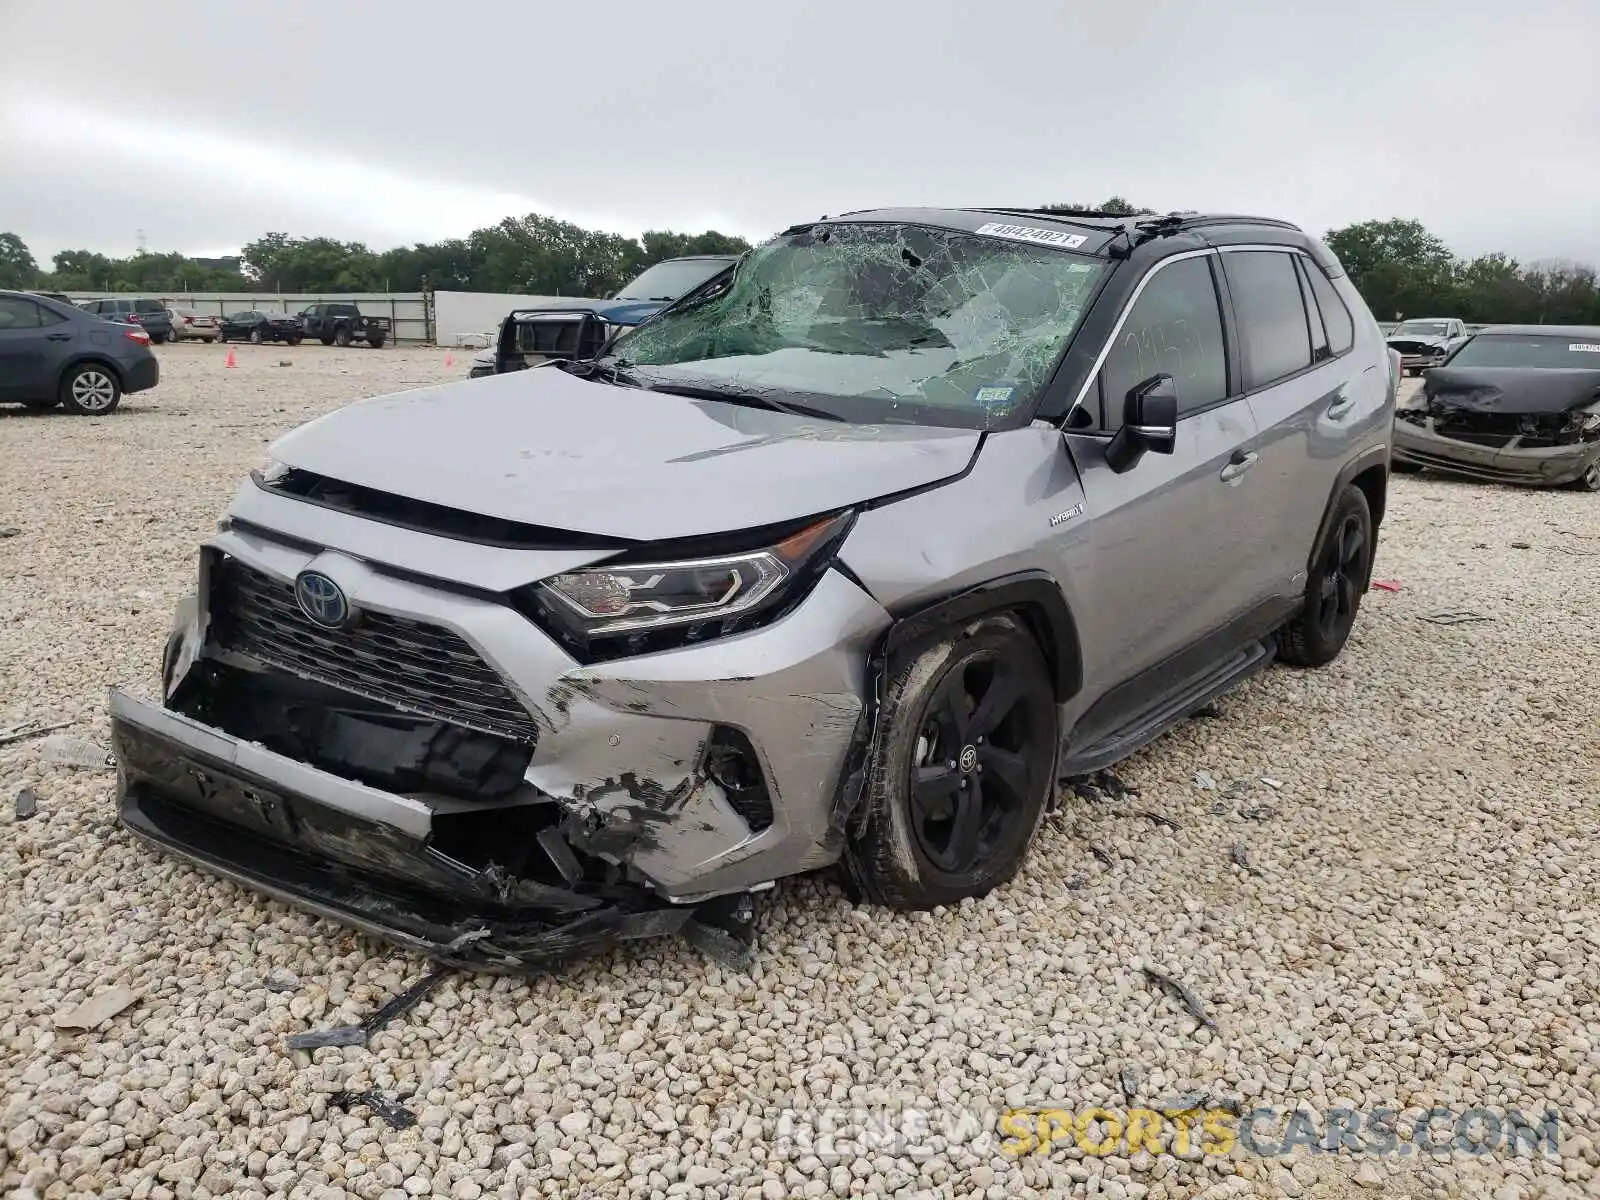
[268,367,981,541]
[1423,366,1600,416]
[513,297,665,326]
[1387,332,1449,347]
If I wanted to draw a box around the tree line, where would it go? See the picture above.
[3,204,1599,326]
[0,218,751,298]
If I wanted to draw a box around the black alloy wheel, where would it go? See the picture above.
[845,616,1058,908]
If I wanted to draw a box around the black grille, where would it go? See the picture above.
[211,560,540,745]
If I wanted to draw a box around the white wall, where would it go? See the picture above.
[432,290,571,347]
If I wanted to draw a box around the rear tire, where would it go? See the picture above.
[843,616,1058,910]
[59,364,122,415]
[319,335,335,346]
[287,335,303,346]
[333,327,352,347]
[249,328,263,344]
[1278,483,1373,668]
[203,336,215,344]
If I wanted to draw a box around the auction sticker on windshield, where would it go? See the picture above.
[1569,344,1600,353]
[974,222,1088,250]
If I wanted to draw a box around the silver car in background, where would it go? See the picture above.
[109,208,1397,969]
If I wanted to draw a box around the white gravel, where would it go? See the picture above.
[1,348,1597,1200]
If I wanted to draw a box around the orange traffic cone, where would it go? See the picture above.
[445,352,455,367]
[225,347,237,369]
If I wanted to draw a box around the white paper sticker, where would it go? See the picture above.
[974,221,1088,250]
[1569,343,1600,353]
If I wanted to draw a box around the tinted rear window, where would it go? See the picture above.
[1226,250,1312,389]
[1448,335,1600,369]
[134,299,166,313]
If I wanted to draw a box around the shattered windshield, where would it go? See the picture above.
[604,223,1106,428]
[1447,334,1600,370]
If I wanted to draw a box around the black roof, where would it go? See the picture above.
[797,206,1320,266]
[1477,324,1600,338]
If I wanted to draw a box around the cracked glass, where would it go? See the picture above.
[605,223,1106,429]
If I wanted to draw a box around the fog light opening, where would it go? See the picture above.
[705,726,773,834]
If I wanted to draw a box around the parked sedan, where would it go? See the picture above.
[0,289,159,414]
[168,307,220,343]
[218,310,303,344]
[1392,325,1600,490]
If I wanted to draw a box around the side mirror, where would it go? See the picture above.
[1104,375,1178,473]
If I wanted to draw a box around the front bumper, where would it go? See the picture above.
[1391,415,1600,486]
[113,500,890,956]
[111,689,695,970]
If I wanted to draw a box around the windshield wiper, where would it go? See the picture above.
[557,358,649,388]
[643,381,842,421]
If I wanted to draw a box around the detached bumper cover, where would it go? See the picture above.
[1391,416,1600,486]
[109,687,693,971]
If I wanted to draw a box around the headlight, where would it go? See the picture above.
[519,510,856,661]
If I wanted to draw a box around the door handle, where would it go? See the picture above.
[1219,451,1258,483]
[46,332,72,341]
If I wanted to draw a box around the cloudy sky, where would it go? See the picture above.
[2,0,1596,267]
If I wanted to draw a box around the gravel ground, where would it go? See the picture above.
[1,344,1597,1200]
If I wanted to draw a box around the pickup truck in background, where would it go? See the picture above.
[468,254,739,378]
[297,302,390,348]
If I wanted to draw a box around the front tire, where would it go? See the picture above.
[1278,483,1373,667]
[286,335,303,346]
[333,327,352,347]
[844,616,1058,910]
[249,328,264,344]
[59,364,122,415]
[1565,461,1600,492]
[319,335,335,346]
[367,334,385,349]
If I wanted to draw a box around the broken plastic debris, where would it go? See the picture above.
[1510,541,1531,550]
[1240,804,1277,821]
[1193,770,1217,790]
[1419,610,1494,625]
[0,720,71,748]
[1371,580,1402,592]
[40,735,115,771]
[0,527,18,538]
[1258,777,1284,790]
[1132,810,1181,831]
[15,787,38,820]
[53,986,141,1031]
[285,967,449,1052]
[1064,768,1138,803]
[328,1089,417,1130]
[1141,966,1217,1033]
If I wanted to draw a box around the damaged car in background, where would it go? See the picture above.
[1392,324,1600,491]
[109,207,1395,972]
[1386,316,1470,376]
[468,254,740,378]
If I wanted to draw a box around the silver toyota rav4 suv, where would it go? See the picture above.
[109,208,1398,969]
